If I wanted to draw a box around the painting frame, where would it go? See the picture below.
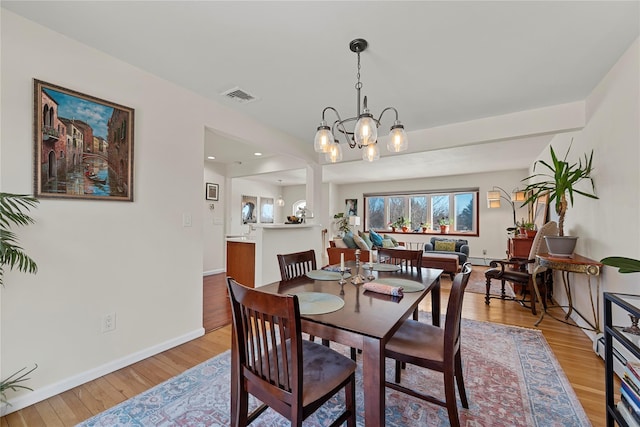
[259,197,274,224]
[34,79,134,201]
[241,195,258,225]
[345,198,357,216]
[533,192,549,230]
[206,183,219,201]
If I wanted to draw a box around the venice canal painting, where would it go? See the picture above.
[34,80,134,201]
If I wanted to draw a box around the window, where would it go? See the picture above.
[364,189,478,235]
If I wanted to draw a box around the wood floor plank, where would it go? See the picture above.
[1,269,610,426]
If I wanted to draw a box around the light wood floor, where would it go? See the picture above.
[1,268,609,426]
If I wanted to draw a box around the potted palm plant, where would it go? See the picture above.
[0,192,39,405]
[521,141,598,256]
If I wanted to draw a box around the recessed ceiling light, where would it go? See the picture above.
[254,152,262,156]
[207,156,216,160]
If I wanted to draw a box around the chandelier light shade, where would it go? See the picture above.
[276,180,285,207]
[314,38,408,163]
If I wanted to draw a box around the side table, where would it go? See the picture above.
[535,253,602,331]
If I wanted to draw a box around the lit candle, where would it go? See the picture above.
[340,253,345,271]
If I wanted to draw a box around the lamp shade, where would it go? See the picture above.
[511,190,527,202]
[487,199,501,209]
[276,195,285,207]
[387,122,408,153]
[487,190,501,201]
[354,112,378,147]
[314,122,333,153]
[325,142,343,163]
[362,143,380,162]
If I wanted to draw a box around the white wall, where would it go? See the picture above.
[0,10,304,412]
[203,162,226,275]
[543,38,640,334]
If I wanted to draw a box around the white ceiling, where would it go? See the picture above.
[5,1,638,185]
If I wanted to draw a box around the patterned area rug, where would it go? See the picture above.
[463,266,517,298]
[78,314,590,427]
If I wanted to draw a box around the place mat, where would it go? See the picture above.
[306,269,351,281]
[371,263,401,272]
[294,292,345,315]
[371,278,425,293]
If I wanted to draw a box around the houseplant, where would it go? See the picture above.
[438,217,450,234]
[420,222,431,233]
[391,216,410,232]
[521,141,598,256]
[0,192,39,404]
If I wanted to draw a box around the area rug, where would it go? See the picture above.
[78,315,590,427]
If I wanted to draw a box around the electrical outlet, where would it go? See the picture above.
[102,312,116,333]
[482,249,487,255]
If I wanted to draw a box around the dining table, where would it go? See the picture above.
[232,261,443,426]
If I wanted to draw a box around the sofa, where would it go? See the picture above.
[326,232,405,265]
[424,237,469,264]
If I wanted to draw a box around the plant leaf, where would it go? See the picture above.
[601,257,640,274]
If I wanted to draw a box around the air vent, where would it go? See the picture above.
[220,87,258,103]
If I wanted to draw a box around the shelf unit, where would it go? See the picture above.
[605,292,640,426]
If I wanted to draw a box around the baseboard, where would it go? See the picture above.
[1,327,205,416]
[203,268,225,276]
[468,256,491,266]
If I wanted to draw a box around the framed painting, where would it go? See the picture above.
[34,80,134,201]
[241,195,257,224]
[206,183,219,201]
[259,197,274,223]
[533,192,549,230]
[345,198,357,216]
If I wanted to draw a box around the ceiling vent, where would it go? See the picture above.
[220,87,258,104]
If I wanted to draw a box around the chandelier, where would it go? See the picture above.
[314,38,408,163]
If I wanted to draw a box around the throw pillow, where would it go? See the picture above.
[369,229,384,247]
[381,238,396,248]
[383,234,399,247]
[333,238,348,248]
[434,240,456,252]
[353,234,369,251]
[358,230,374,249]
[342,232,358,249]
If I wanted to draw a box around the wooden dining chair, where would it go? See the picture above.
[277,249,325,345]
[377,247,423,271]
[384,262,473,427]
[227,278,357,427]
[484,221,558,315]
[277,249,317,281]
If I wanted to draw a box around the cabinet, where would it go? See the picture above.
[605,292,640,426]
[508,236,533,258]
[226,240,256,287]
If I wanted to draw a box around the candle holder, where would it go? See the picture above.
[351,249,366,285]
[338,267,348,285]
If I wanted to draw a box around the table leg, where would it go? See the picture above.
[563,271,573,320]
[432,276,441,327]
[362,336,385,426]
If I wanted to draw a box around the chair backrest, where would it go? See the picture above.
[378,247,423,271]
[444,262,473,357]
[527,221,558,274]
[277,249,317,281]
[227,277,303,410]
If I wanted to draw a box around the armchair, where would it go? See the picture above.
[424,237,469,264]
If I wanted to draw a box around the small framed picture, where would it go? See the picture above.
[206,183,219,201]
